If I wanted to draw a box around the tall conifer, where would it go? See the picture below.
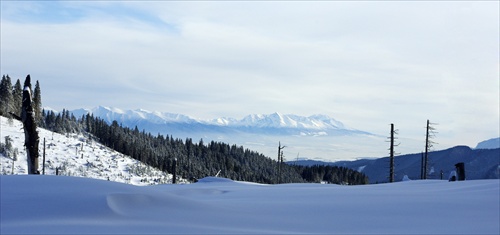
[0,75,13,116]
[33,80,42,124]
[12,79,23,117]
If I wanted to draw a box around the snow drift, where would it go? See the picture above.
[1,175,498,234]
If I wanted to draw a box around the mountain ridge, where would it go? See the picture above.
[62,106,500,161]
[289,145,500,183]
[475,137,500,149]
[70,106,355,132]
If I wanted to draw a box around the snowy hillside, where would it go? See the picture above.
[0,117,178,185]
[1,175,498,234]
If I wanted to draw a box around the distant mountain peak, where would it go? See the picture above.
[68,106,369,142]
[70,107,352,131]
[475,137,500,149]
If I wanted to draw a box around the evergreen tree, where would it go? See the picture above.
[33,80,42,124]
[35,111,369,185]
[12,79,23,117]
[0,75,13,116]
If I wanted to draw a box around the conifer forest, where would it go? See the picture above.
[1,75,368,184]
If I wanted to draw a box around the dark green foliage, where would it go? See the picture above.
[293,164,369,185]
[33,80,42,124]
[0,75,13,116]
[37,111,301,183]
[12,79,23,118]
[0,74,40,120]
[39,109,79,134]
[38,111,368,185]
[2,74,368,183]
[39,110,370,183]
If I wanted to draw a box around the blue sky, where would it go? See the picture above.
[1,1,499,151]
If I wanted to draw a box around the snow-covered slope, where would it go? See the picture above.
[1,175,498,234]
[0,117,177,185]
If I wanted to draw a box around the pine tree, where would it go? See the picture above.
[0,75,13,116]
[12,79,23,117]
[33,80,42,124]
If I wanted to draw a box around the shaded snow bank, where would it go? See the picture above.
[1,175,499,234]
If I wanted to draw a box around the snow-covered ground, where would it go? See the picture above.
[0,117,176,185]
[1,175,498,234]
[1,117,499,234]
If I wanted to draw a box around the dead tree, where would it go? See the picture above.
[423,120,437,179]
[18,75,40,174]
[388,124,399,183]
[277,142,286,184]
[389,124,395,182]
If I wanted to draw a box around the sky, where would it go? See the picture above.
[1,1,499,150]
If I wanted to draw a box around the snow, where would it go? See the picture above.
[1,117,176,185]
[78,106,350,130]
[1,117,499,234]
[1,175,498,234]
[357,165,367,172]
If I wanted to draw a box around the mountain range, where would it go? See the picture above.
[289,145,499,184]
[70,106,361,135]
[68,106,498,162]
[70,106,383,161]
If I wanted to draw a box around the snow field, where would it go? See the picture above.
[1,175,498,234]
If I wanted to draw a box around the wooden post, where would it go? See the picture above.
[172,158,177,184]
[11,156,15,174]
[420,152,424,180]
[42,138,46,175]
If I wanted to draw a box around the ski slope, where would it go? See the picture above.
[1,175,498,234]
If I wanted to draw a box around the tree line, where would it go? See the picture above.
[0,75,42,123]
[1,74,368,184]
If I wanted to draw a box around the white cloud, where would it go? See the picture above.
[1,1,498,150]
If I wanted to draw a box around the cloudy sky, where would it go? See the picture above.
[1,1,499,150]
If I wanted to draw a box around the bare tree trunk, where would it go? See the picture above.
[21,75,40,174]
[389,124,395,183]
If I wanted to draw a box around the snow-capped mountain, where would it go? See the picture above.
[72,106,353,132]
[69,106,381,161]
[0,117,180,185]
[71,106,198,125]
